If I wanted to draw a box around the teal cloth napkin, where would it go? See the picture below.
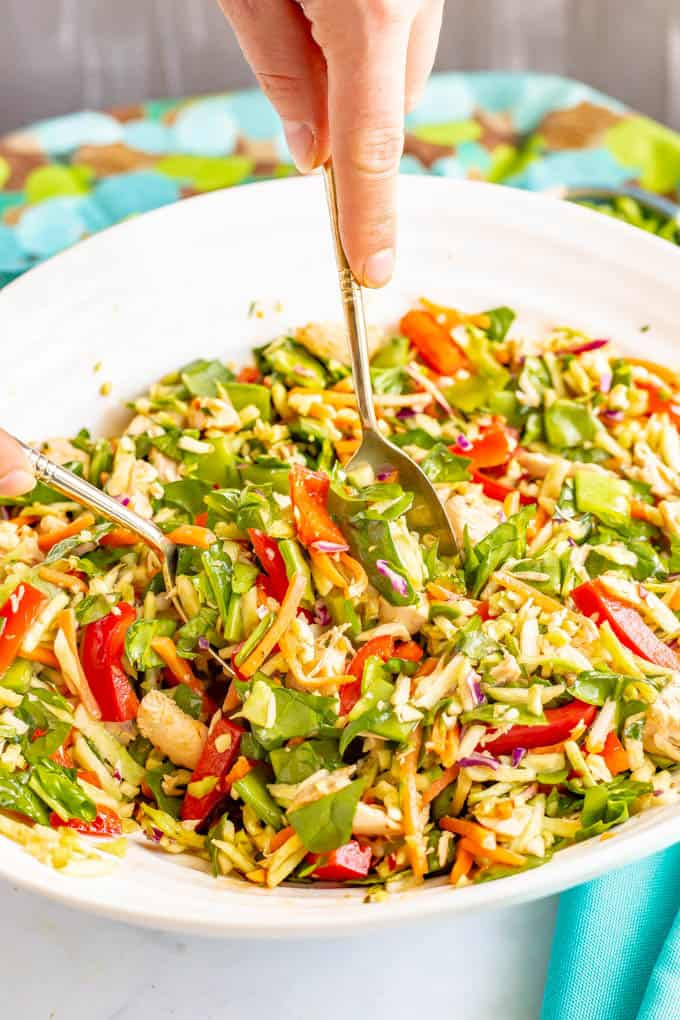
[541,845,680,1020]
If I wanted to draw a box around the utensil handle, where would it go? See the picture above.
[322,163,378,433]
[17,438,170,558]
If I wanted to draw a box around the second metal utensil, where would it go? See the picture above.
[322,164,458,555]
[16,438,231,672]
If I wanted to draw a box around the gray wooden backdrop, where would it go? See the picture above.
[3,0,680,134]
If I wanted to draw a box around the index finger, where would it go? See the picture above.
[323,8,411,287]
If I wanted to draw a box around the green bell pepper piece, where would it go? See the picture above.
[223,382,272,421]
[232,764,285,830]
[573,469,631,528]
[544,400,597,448]
[261,337,327,389]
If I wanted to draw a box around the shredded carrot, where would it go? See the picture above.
[337,553,368,594]
[165,525,216,550]
[459,837,526,868]
[55,608,102,718]
[530,740,566,755]
[440,816,497,851]
[269,825,295,853]
[400,309,468,376]
[309,549,347,589]
[222,680,240,715]
[449,844,474,885]
[150,636,200,687]
[420,298,491,332]
[631,500,660,525]
[426,581,456,601]
[18,645,59,669]
[668,587,680,612]
[400,727,427,882]
[334,439,360,465]
[528,505,549,541]
[494,571,566,614]
[76,768,101,788]
[38,512,96,552]
[494,801,514,819]
[99,528,139,548]
[223,755,254,788]
[12,515,39,527]
[415,657,438,678]
[603,731,630,776]
[239,575,305,677]
[289,387,430,411]
[38,566,88,593]
[442,722,461,769]
[627,358,680,387]
[245,868,267,884]
[239,573,308,678]
[422,764,459,805]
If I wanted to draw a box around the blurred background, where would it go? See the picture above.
[3,0,680,135]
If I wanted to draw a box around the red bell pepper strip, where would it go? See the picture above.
[49,804,122,837]
[81,603,139,722]
[482,700,597,756]
[399,310,467,376]
[181,716,244,828]
[308,840,372,881]
[249,529,290,602]
[237,365,261,384]
[0,583,47,677]
[475,600,492,621]
[471,469,536,506]
[571,579,680,670]
[340,635,396,715]
[289,465,349,552]
[394,641,424,662]
[460,424,517,470]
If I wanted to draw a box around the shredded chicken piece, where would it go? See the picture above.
[643,675,680,762]
[295,321,384,366]
[137,690,207,769]
[378,595,428,636]
[187,396,240,432]
[352,801,402,837]
[446,489,502,548]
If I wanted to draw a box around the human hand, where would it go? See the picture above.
[0,431,34,497]
[218,0,444,286]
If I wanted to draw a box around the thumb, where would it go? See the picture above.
[218,0,329,172]
[0,430,34,497]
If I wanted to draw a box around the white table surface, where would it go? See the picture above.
[0,881,557,1019]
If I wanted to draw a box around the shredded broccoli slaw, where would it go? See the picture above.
[0,300,678,895]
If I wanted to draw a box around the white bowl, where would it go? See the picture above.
[1,176,678,936]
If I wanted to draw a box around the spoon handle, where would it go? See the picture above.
[322,163,378,434]
[16,438,170,559]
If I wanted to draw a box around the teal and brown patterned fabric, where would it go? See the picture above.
[2,71,680,287]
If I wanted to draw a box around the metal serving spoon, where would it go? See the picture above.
[15,438,231,671]
[322,164,458,555]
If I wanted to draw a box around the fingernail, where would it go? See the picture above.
[363,248,395,288]
[283,121,316,174]
[0,469,35,497]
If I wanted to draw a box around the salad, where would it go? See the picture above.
[0,299,678,895]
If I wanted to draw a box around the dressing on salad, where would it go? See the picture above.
[0,299,678,894]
